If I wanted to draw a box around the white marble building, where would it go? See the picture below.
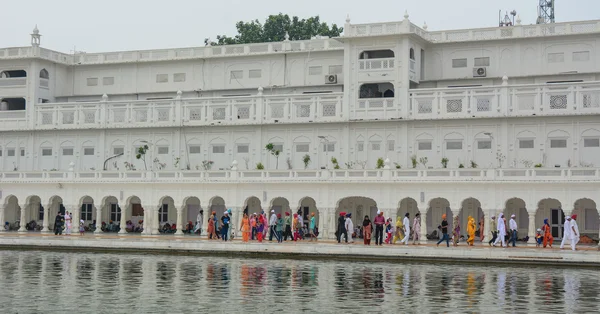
[1,14,599,244]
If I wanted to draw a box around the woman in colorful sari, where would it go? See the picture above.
[392,217,404,244]
[452,215,460,247]
[240,213,251,242]
[412,213,421,245]
[207,214,216,240]
[542,218,553,248]
[362,215,372,245]
[64,211,72,235]
[466,216,475,246]
[478,216,485,242]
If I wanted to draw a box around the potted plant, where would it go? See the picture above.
[331,157,341,169]
[410,155,418,169]
[394,162,401,169]
[419,157,428,168]
[441,157,449,168]
[534,163,543,168]
[458,163,465,168]
[470,160,478,168]
[256,162,264,170]
[345,161,355,169]
[302,154,311,169]
[376,158,385,169]
[265,143,281,169]
[135,144,149,170]
[202,160,214,170]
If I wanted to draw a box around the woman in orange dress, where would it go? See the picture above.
[240,213,251,242]
[542,218,553,248]
[207,214,215,240]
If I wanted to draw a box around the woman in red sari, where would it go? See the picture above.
[542,218,553,248]
[240,213,251,242]
[362,215,373,245]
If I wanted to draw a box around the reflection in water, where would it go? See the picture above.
[0,250,599,313]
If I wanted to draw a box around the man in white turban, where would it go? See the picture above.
[509,214,518,247]
[493,213,506,247]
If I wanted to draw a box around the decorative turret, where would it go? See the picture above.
[31,25,41,47]
[403,10,410,21]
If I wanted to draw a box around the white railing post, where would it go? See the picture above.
[257,87,264,123]
[175,90,183,126]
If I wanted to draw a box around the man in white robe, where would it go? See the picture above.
[494,213,507,247]
[194,209,203,234]
[560,216,572,249]
[509,214,518,247]
[400,213,410,245]
[569,214,580,251]
[345,213,354,243]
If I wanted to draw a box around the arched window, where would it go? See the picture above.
[409,48,415,60]
[40,69,49,79]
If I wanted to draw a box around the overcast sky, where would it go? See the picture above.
[2,0,597,53]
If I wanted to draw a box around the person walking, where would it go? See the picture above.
[64,211,72,235]
[479,216,485,242]
[345,213,354,243]
[220,212,230,241]
[79,219,85,235]
[569,215,580,251]
[240,213,251,242]
[276,214,284,243]
[337,212,347,244]
[560,216,572,249]
[392,216,403,244]
[194,209,204,235]
[508,214,517,247]
[452,215,460,247]
[494,213,507,247]
[283,212,292,241]
[362,215,372,245]
[309,212,317,241]
[373,211,385,245]
[466,216,475,246]
[488,215,498,246]
[399,213,410,245]
[54,212,64,235]
[542,218,553,248]
[436,214,450,247]
[269,210,277,241]
[412,213,421,245]
[250,214,257,240]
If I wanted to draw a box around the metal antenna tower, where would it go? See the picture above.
[537,0,555,24]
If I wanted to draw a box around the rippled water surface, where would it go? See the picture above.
[0,250,598,313]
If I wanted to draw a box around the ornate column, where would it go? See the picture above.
[118,205,129,235]
[327,207,337,239]
[175,205,184,236]
[70,205,80,234]
[419,212,427,244]
[527,211,536,244]
[94,205,103,234]
[41,202,51,233]
[141,205,155,235]
[18,204,27,232]
[0,206,5,232]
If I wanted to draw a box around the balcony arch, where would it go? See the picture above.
[359,49,395,59]
[39,69,49,79]
[409,48,415,60]
[359,82,395,99]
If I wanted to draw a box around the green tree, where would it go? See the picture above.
[206,14,343,46]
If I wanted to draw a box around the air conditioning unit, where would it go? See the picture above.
[325,74,338,84]
[473,67,487,77]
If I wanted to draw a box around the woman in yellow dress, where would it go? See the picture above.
[392,217,404,244]
[240,213,251,242]
[466,215,476,246]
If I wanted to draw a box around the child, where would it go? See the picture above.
[535,228,543,247]
[79,219,85,235]
[385,218,393,244]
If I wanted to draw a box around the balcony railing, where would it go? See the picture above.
[0,78,26,87]
[1,168,598,183]
[358,58,395,70]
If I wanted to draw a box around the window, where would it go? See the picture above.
[113,147,124,155]
[110,204,121,222]
[371,142,381,151]
[230,70,243,79]
[573,51,590,62]
[236,144,249,153]
[446,141,463,150]
[519,139,534,149]
[7,149,15,157]
[295,144,309,153]
[474,57,490,67]
[173,73,186,82]
[548,52,564,63]
[248,69,262,79]
[81,204,93,221]
[21,149,25,156]
[40,69,49,79]
[308,66,322,75]
[583,138,600,147]
[212,145,225,154]
[550,139,567,148]
[42,148,52,156]
[418,141,432,150]
[452,58,467,68]
[328,65,343,75]
[323,143,335,152]
[159,204,169,223]
[102,77,114,85]
[477,140,492,149]
[86,78,98,86]
[84,148,95,155]
[189,145,201,154]
[156,74,168,83]
[157,146,169,154]
[357,143,364,152]
[387,140,395,152]
[62,148,74,156]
